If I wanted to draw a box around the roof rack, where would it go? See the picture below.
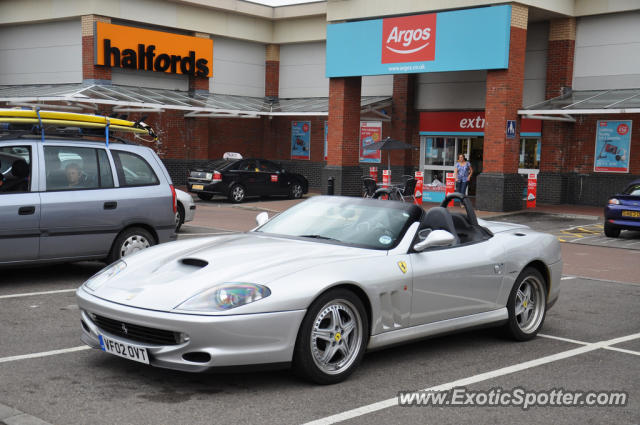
[0,108,158,147]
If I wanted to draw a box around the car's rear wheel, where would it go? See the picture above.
[175,203,185,232]
[289,182,304,199]
[197,193,213,201]
[228,184,246,203]
[504,267,547,341]
[107,227,154,263]
[604,222,621,238]
[293,289,368,384]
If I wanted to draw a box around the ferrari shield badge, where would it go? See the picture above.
[397,261,408,274]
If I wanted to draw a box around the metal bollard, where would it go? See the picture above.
[327,176,335,195]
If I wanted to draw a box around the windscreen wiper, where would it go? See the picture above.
[300,234,340,242]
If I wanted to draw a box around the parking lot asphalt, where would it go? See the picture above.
[1,196,638,425]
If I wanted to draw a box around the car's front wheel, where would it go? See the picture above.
[293,289,368,384]
[504,267,547,341]
[107,227,155,263]
[228,184,246,203]
[289,182,304,199]
[604,222,621,238]
[197,193,213,201]
[175,203,185,232]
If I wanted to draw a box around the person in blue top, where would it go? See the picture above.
[453,154,473,200]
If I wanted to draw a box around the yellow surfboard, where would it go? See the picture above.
[0,109,136,127]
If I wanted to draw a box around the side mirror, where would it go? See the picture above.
[256,211,269,227]
[413,229,456,252]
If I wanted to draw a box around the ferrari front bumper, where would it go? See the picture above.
[77,287,306,372]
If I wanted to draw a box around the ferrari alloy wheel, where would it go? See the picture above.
[504,267,547,341]
[229,185,246,203]
[294,289,368,384]
[289,182,304,199]
[107,227,154,263]
[604,222,620,238]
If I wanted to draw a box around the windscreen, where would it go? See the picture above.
[255,197,421,250]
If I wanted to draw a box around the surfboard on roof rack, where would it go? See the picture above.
[0,109,157,139]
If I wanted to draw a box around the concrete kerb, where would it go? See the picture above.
[0,403,52,425]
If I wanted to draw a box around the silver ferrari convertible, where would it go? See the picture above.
[77,193,562,384]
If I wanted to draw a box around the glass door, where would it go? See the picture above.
[420,136,471,185]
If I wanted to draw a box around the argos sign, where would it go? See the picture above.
[382,14,436,63]
[327,5,511,77]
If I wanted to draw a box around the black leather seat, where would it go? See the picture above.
[421,207,460,245]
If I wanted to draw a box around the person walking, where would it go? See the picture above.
[453,154,473,201]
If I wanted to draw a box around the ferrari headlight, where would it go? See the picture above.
[608,198,620,205]
[176,283,271,312]
[83,260,127,291]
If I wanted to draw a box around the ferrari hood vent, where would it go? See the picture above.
[181,258,209,268]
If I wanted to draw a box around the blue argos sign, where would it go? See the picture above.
[326,5,511,77]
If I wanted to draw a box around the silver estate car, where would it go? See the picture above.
[0,137,176,266]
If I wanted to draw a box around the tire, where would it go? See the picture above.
[604,222,620,238]
[197,193,213,201]
[289,181,304,199]
[175,203,185,233]
[107,227,154,264]
[293,289,369,384]
[228,184,246,203]
[503,267,547,341]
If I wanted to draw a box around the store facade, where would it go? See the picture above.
[0,0,638,210]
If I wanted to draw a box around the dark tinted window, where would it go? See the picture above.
[205,159,238,171]
[112,150,159,187]
[0,145,31,193]
[259,160,280,173]
[44,146,111,191]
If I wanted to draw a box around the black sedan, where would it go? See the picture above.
[604,179,640,237]
[187,158,308,203]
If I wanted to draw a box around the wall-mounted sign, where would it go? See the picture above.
[95,22,213,77]
[291,121,311,160]
[324,120,328,161]
[359,121,383,163]
[594,120,632,173]
[419,111,541,136]
[326,5,511,77]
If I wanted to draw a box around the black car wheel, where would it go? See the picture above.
[604,222,621,238]
[293,289,368,384]
[289,182,304,199]
[229,184,246,203]
[175,203,185,233]
[197,193,213,201]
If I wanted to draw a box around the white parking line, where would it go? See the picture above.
[0,288,77,299]
[303,332,640,425]
[538,333,589,345]
[604,346,640,357]
[0,346,90,364]
[561,276,577,280]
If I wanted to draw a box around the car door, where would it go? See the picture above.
[0,143,40,263]
[38,144,119,260]
[258,160,287,196]
[233,159,266,196]
[409,238,506,326]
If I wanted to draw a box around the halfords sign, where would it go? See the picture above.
[326,5,511,77]
[95,22,213,77]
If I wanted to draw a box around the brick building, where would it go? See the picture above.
[1,0,638,210]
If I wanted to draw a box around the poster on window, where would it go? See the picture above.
[324,120,328,161]
[359,121,382,163]
[594,120,632,173]
[291,121,311,160]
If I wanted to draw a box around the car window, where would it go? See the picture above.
[239,160,259,172]
[624,184,640,197]
[111,150,159,187]
[259,160,279,173]
[44,146,112,191]
[0,145,31,193]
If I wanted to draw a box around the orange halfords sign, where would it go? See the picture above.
[95,22,213,78]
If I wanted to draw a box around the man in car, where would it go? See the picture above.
[65,163,85,188]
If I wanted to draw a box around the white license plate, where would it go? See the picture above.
[191,184,204,190]
[99,334,149,364]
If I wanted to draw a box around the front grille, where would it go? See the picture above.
[92,314,181,345]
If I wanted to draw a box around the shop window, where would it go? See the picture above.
[425,138,456,167]
[519,138,540,170]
